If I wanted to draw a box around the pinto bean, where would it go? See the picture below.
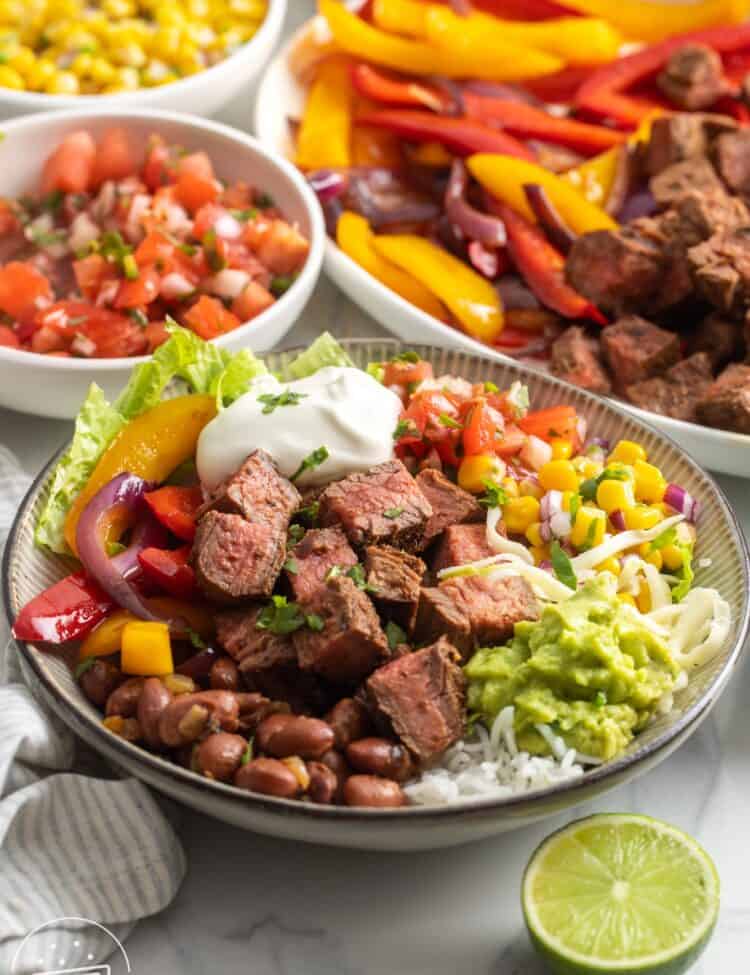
[346,738,413,782]
[255,714,334,760]
[325,697,372,750]
[209,657,240,692]
[306,761,338,804]
[79,660,123,709]
[197,733,248,782]
[158,690,240,747]
[137,678,173,749]
[343,775,407,808]
[105,677,144,717]
[234,757,300,798]
[235,692,289,734]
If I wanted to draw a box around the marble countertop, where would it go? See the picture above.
[1,4,748,971]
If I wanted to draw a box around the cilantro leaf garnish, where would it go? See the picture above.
[551,540,577,590]
[257,390,307,414]
[385,620,407,650]
[478,480,507,510]
[384,507,404,519]
[290,446,329,482]
[255,595,305,634]
[438,413,461,429]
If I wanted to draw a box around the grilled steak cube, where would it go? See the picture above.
[668,188,750,245]
[431,523,495,574]
[286,526,357,602]
[192,511,284,602]
[366,637,466,764]
[414,586,473,657]
[645,114,709,176]
[690,313,739,369]
[294,576,389,683]
[649,158,723,208]
[656,44,727,111]
[688,228,750,315]
[318,459,432,551]
[201,449,300,530]
[364,545,425,629]
[600,316,681,389]
[549,326,612,394]
[216,605,297,682]
[715,129,750,196]
[625,353,714,422]
[415,468,483,544]
[696,363,750,433]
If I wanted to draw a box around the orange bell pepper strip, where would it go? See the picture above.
[64,394,217,557]
[296,56,353,170]
[336,211,448,320]
[319,0,564,81]
[559,0,750,43]
[79,597,214,659]
[467,154,617,234]
[371,234,504,342]
[121,621,173,676]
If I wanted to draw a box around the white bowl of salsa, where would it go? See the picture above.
[0,108,325,418]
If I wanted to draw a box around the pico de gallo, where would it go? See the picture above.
[0,127,310,358]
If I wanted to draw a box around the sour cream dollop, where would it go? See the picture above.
[197,366,403,490]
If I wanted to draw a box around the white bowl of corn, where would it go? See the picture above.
[0,0,286,116]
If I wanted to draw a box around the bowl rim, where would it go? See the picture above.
[254,15,750,456]
[4,337,749,822]
[0,104,326,373]
[0,0,286,109]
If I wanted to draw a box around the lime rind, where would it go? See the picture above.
[522,813,720,975]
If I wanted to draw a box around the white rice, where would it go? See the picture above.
[404,707,586,807]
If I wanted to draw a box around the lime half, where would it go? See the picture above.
[522,813,720,975]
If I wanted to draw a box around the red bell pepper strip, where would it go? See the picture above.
[463,93,625,155]
[356,109,535,160]
[13,571,113,644]
[143,485,203,542]
[351,63,452,112]
[576,23,750,127]
[472,0,579,20]
[138,546,197,600]
[523,64,598,103]
[487,197,607,323]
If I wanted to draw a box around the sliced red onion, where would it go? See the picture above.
[462,80,542,107]
[610,509,627,532]
[619,189,657,223]
[446,161,507,246]
[496,274,540,310]
[523,183,577,254]
[347,168,440,229]
[663,484,700,524]
[540,489,563,521]
[468,240,501,278]
[321,196,344,237]
[538,559,553,572]
[586,437,610,451]
[110,512,168,580]
[520,434,552,472]
[214,213,243,240]
[76,473,172,623]
[539,521,552,543]
[550,510,572,538]
[307,168,348,203]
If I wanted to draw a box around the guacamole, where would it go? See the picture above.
[465,576,680,761]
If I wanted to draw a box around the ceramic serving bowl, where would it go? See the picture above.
[0,108,326,419]
[0,0,287,119]
[4,339,749,851]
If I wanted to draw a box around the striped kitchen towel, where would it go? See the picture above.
[0,445,186,974]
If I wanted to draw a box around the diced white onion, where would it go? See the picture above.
[92,180,116,221]
[203,268,250,300]
[520,434,552,471]
[69,212,100,253]
[124,193,151,242]
[160,272,195,300]
[549,511,571,539]
[214,213,243,240]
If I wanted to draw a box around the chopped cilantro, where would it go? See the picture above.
[122,253,139,280]
[551,540,577,590]
[305,614,325,632]
[297,500,320,524]
[346,563,378,594]
[283,557,298,575]
[128,308,149,328]
[231,207,258,221]
[287,523,306,545]
[255,595,306,635]
[257,389,307,414]
[106,541,127,557]
[439,413,461,429]
[31,229,66,248]
[384,507,404,519]
[74,657,97,680]
[255,191,275,208]
[393,418,411,441]
[478,480,507,510]
[484,381,499,394]
[240,739,254,765]
[391,350,419,363]
[325,565,343,581]
[39,189,64,213]
[270,274,296,297]
[385,620,407,651]
[593,690,607,708]
[187,628,206,650]
[290,446,329,482]
[202,228,227,271]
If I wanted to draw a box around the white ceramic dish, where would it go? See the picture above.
[0,0,286,119]
[254,19,750,478]
[4,338,748,851]
[0,108,326,419]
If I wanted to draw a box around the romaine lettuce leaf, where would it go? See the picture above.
[212,348,268,409]
[285,332,353,379]
[671,541,694,603]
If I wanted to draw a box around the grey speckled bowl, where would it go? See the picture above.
[4,339,749,851]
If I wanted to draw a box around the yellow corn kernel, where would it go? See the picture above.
[539,459,579,493]
[112,42,147,67]
[0,65,24,89]
[596,477,635,514]
[596,556,621,576]
[618,592,637,607]
[45,70,79,94]
[24,58,56,89]
[530,544,550,565]
[636,579,651,614]
[608,439,647,466]
[623,505,663,531]
[9,45,35,77]
[519,477,544,499]
[115,66,139,89]
[580,459,604,479]
[502,476,520,499]
[633,459,666,504]
[549,438,573,460]
[646,549,663,570]
[504,495,541,535]
[121,621,173,676]
[661,544,684,571]
[457,453,502,494]
[571,506,606,549]
[525,521,545,547]
[89,57,116,84]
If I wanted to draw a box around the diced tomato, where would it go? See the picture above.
[192,202,225,240]
[176,151,215,182]
[0,199,20,236]
[494,423,527,458]
[0,262,53,322]
[463,398,497,457]
[144,320,170,352]
[383,358,433,388]
[254,219,310,275]
[182,295,241,340]
[31,323,71,354]
[73,254,116,300]
[225,244,269,279]
[143,485,203,541]
[0,324,20,348]
[135,231,177,272]
[80,309,148,358]
[90,127,137,188]
[114,268,161,309]
[142,136,170,192]
[231,281,275,321]
[175,172,219,214]
[40,131,96,195]
[138,545,196,599]
[220,180,252,209]
[519,405,578,443]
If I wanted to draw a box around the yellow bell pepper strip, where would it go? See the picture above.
[336,211,448,320]
[288,14,341,84]
[423,7,624,67]
[372,0,427,36]
[64,394,216,557]
[79,608,136,659]
[319,0,564,81]
[467,154,617,234]
[559,0,750,43]
[562,114,657,206]
[121,621,173,676]
[296,56,353,170]
[371,234,504,342]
